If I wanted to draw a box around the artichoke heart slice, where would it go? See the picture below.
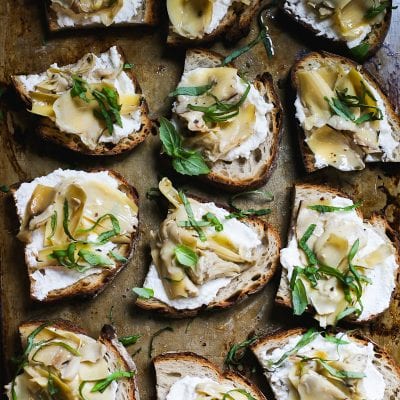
[167,0,213,39]
[306,126,365,171]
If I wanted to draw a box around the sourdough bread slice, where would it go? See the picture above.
[11,46,153,156]
[153,352,267,400]
[11,169,140,302]
[46,0,159,31]
[276,183,400,324]
[291,51,400,173]
[7,320,140,400]
[282,0,392,59]
[251,327,400,400]
[174,48,282,191]
[136,195,280,318]
[167,0,261,46]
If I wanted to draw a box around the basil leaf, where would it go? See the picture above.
[47,373,59,397]
[169,83,214,97]
[230,189,274,206]
[350,42,370,61]
[119,335,141,346]
[172,151,210,176]
[32,341,81,362]
[90,371,134,393]
[308,201,362,213]
[178,220,211,228]
[63,199,76,241]
[92,87,122,135]
[227,189,273,219]
[322,334,349,345]
[71,75,90,103]
[47,211,58,241]
[0,184,9,193]
[78,249,113,266]
[226,208,271,219]
[123,62,134,69]
[267,328,318,369]
[159,117,182,156]
[299,224,318,266]
[365,1,397,19]
[292,278,308,316]
[109,250,128,263]
[148,327,173,358]
[174,244,198,269]
[225,336,259,369]
[179,191,207,242]
[325,96,355,121]
[222,389,256,400]
[132,287,154,299]
[316,358,365,380]
[336,306,361,322]
[202,212,223,232]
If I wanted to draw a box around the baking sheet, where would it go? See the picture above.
[0,1,399,398]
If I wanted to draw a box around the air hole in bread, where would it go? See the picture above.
[226,291,241,303]
[251,274,261,281]
[167,372,183,378]
[254,148,262,163]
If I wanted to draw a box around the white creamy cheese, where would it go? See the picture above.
[206,0,234,34]
[284,0,371,48]
[52,0,143,27]
[14,169,138,300]
[175,69,273,162]
[280,195,397,325]
[18,47,142,148]
[262,333,386,400]
[166,376,231,400]
[144,200,261,309]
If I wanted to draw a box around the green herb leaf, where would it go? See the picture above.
[47,373,59,397]
[202,212,223,232]
[47,211,58,241]
[222,389,256,400]
[123,62,134,69]
[226,208,271,219]
[322,334,349,345]
[71,75,90,103]
[350,42,370,61]
[336,306,361,322]
[148,327,174,358]
[32,341,81,362]
[92,87,122,135]
[365,1,397,19]
[0,184,9,193]
[169,83,214,97]
[230,189,274,205]
[132,287,154,299]
[225,336,259,369]
[63,199,76,241]
[292,278,308,316]
[159,117,182,156]
[109,250,128,263]
[119,335,141,346]
[299,224,318,266]
[325,96,355,122]
[227,189,273,219]
[179,191,207,242]
[267,328,318,369]
[308,201,362,213]
[174,244,198,269]
[90,371,134,393]
[78,249,113,266]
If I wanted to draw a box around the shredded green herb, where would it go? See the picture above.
[119,335,141,347]
[174,244,198,269]
[308,201,362,213]
[148,327,174,358]
[365,1,397,19]
[225,336,259,370]
[132,287,154,299]
[169,83,214,97]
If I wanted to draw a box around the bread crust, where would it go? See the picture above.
[45,0,160,32]
[170,48,282,191]
[135,195,280,318]
[153,352,267,400]
[166,0,261,46]
[251,327,400,400]
[282,0,392,59]
[290,51,400,173]
[10,46,153,156]
[275,183,400,325]
[16,320,139,400]
[11,169,140,303]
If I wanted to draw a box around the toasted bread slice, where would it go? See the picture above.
[136,194,280,318]
[251,327,400,400]
[172,48,282,191]
[282,0,392,59]
[46,0,159,31]
[276,183,400,324]
[11,46,153,156]
[291,51,400,173]
[153,352,267,399]
[166,0,261,46]
[12,169,140,302]
[6,320,139,399]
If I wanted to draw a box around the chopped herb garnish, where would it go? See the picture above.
[119,334,141,347]
[227,189,273,219]
[222,389,256,400]
[308,201,362,213]
[322,333,349,346]
[336,306,362,322]
[47,372,59,397]
[174,244,198,269]
[32,341,81,362]
[365,1,397,19]
[0,184,9,193]
[178,190,207,242]
[291,277,308,316]
[47,211,58,241]
[202,212,223,232]
[298,224,318,266]
[159,117,210,176]
[71,75,90,102]
[132,287,154,299]
[349,42,370,62]
[62,199,76,241]
[169,83,214,97]
[78,249,113,267]
[123,62,134,69]
[109,250,128,263]
[225,336,259,370]
[148,327,173,358]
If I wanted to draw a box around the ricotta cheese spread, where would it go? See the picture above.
[51,0,143,27]
[17,46,143,150]
[14,169,138,300]
[261,332,386,400]
[280,194,398,327]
